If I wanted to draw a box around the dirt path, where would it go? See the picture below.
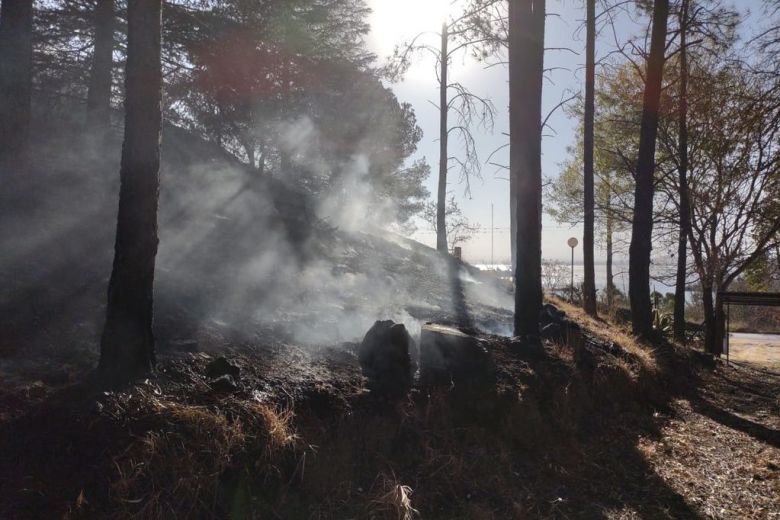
[636,362,780,519]
[728,333,780,370]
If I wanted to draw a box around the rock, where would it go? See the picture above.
[359,320,418,397]
[539,317,584,350]
[540,322,564,343]
[509,334,546,358]
[561,319,584,350]
[209,374,239,393]
[205,357,240,380]
[419,323,495,388]
[539,304,566,326]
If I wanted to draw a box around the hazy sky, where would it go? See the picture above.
[365,0,766,263]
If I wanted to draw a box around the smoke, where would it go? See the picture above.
[2,112,513,361]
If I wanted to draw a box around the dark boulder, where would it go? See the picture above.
[540,322,564,343]
[539,303,566,326]
[205,357,240,380]
[358,320,418,397]
[209,374,239,393]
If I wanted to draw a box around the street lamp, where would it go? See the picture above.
[567,237,578,303]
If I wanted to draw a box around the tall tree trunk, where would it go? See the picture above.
[280,149,291,176]
[606,202,615,310]
[714,289,725,356]
[701,281,726,356]
[510,179,517,273]
[582,0,597,316]
[86,0,115,128]
[0,0,33,164]
[436,21,449,253]
[673,0,690,343]
[99,0,162,382]
[510,0,545,337]
[701,283,716,354]
[629,0,669,339]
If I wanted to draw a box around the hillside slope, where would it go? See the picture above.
[1,118,777,519]
[0,116,512,367]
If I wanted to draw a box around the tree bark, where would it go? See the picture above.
[673,0,690,343]
[510,175,517,273]
[436,21,449,253]
[86,0,115,128]
[99,0,162,382]
[582,0,597,316]
[629,0,669,339]
[714,290,725,356]
[701,282,724,356]
[510,0,545,337]
[606,202,615,309]
[0,0,33,164]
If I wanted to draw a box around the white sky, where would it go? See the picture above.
[365,0,766,263]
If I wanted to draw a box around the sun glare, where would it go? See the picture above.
[370,0,456,56]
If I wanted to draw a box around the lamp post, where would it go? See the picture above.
[567,237,579,303]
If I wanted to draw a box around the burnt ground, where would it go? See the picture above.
[635,363,780,519]
[0,324,778,519]
[1,120,779,518]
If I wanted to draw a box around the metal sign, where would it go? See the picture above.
[567,237,578,303]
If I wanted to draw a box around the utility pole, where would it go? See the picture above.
[491,203,494,267]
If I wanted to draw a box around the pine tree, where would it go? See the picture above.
[0,0,33,164]
[629,0,669,339]
[86,0,115,127]
[99,0,163,382]
[509,0,545,338]
[582,0,598,316]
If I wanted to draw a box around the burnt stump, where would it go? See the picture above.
[419,323,495,389]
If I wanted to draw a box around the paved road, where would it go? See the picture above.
[728,332,780,369]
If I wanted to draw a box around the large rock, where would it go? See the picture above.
[205,357,240,380]
[209,374,239,393]
[358,320,418,397]
[539,303,566,326]
[419,323,495,388]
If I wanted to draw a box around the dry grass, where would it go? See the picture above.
[108,393,297,519]
[368,472,419,520]
[111,401,244,518]
[547,295,659,372]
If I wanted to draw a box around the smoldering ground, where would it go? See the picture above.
[0,114,513,366]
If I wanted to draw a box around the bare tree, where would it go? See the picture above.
[510,0,545,338]
[437,22,449,252]
[100,0,163,382]
[86,0,115,128]
[389,12,496,254]
[663,0,737,342]
[629,0,669,340]
[684,62,780,355]
[423,196,480,253]
[0,0,33,164]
